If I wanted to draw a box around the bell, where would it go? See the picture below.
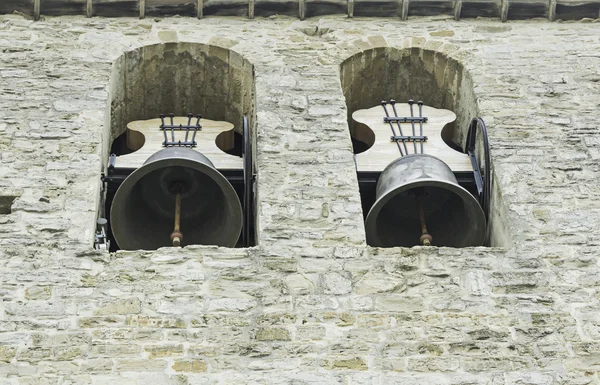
[111,147,242,250]
[365,154,486,247]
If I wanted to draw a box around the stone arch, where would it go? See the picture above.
[340,44,509,248]
[100,42,257,250]
[340,45,477,153]
[107,42,255,156]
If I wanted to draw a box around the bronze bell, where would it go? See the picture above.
[365,154,486,247]
[111,147,242,250]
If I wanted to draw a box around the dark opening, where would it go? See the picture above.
[0,196,16,215]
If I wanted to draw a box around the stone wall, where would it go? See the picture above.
[0,14,600,385]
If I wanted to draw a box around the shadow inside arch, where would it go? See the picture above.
[340,46,479,154]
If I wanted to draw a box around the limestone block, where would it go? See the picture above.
[94,298,141,315]
[255,328,292,342]
[172,359,207,373]
[144,344,184,358]
[207,298,258,312]
[323,272,353,295]
[354,271,407,294]
[322,356,368,371]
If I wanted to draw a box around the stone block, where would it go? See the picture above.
[284,273,318,295]
[144,344,184,358]
[354,272,407,294]
[322,357,368,371]
[94,298,141,316]
[255,328,292,341]
[172,359,207,373]
[323,272,353,295]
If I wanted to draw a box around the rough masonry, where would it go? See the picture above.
[0,13,599,385]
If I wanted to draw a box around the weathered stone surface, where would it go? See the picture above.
[0,12,599,385]
[354,271,407,294]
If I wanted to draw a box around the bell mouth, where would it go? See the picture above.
[110,149,242,250]
[365,155,486,248]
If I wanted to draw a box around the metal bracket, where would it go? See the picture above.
[108,153,116,170]
[94,218,110,251]
[381,99,428,156]
[390,135,428,142]
[465,117,491,221]
[384,117,428,123]
[160,113,201,147]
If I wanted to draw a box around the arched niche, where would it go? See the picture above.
[101,42,257,250]
[107,42,255,157]
[340,47,476,153]
[340,46,509,248]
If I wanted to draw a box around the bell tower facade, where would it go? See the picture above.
[0,7,598,385]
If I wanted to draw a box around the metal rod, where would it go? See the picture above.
[407,99,417,153]
[415,189,432,246]
[185,113,192,143]
[87,0,93,17]
[248,0,255,19]
[418,100,424,154]
[33,0,40,20]
[384,117,427,123]
[548,0,556,21]
[500,0,508,22]
[381,101,404,157]
[139,0,145,19]
[401,0,409,20]
[197,0,204,18]
[170,114,175,144]
[347,0,354,18]
[453,0,462,20]
[299,0,306,19]
[171,192,182,247]
[191,114,201,144]
[390,135,427,141]
[389,99,409,155]
[160,115,168,146]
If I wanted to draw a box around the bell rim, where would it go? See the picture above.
[111,152,243,250]
[365,178,486,247]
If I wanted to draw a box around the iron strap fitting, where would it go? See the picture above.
[160,113,202,148]
[384,116,428,123]
[390,135,428,142]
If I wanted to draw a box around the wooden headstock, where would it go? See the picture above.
[352,103,472,172]
[112,116,243,170]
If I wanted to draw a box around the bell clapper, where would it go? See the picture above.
[169,182,186,247]
[414,188,433,246]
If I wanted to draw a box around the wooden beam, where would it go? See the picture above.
[248,0,254,19]
[347,0,354,18]
[547,0,556,20]
[197,0,203,18]
[500,0,509,21]
[453,0,462,20]
[33,0,40,20]
[299,0,306,19]
[87,0,93,17]
[401,0,409,20]
[139,0,145,19]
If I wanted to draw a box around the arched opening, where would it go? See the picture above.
[101,42,256,251]
[340,46,509,248]
[341,47,476,153]
[108,42,254,146]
